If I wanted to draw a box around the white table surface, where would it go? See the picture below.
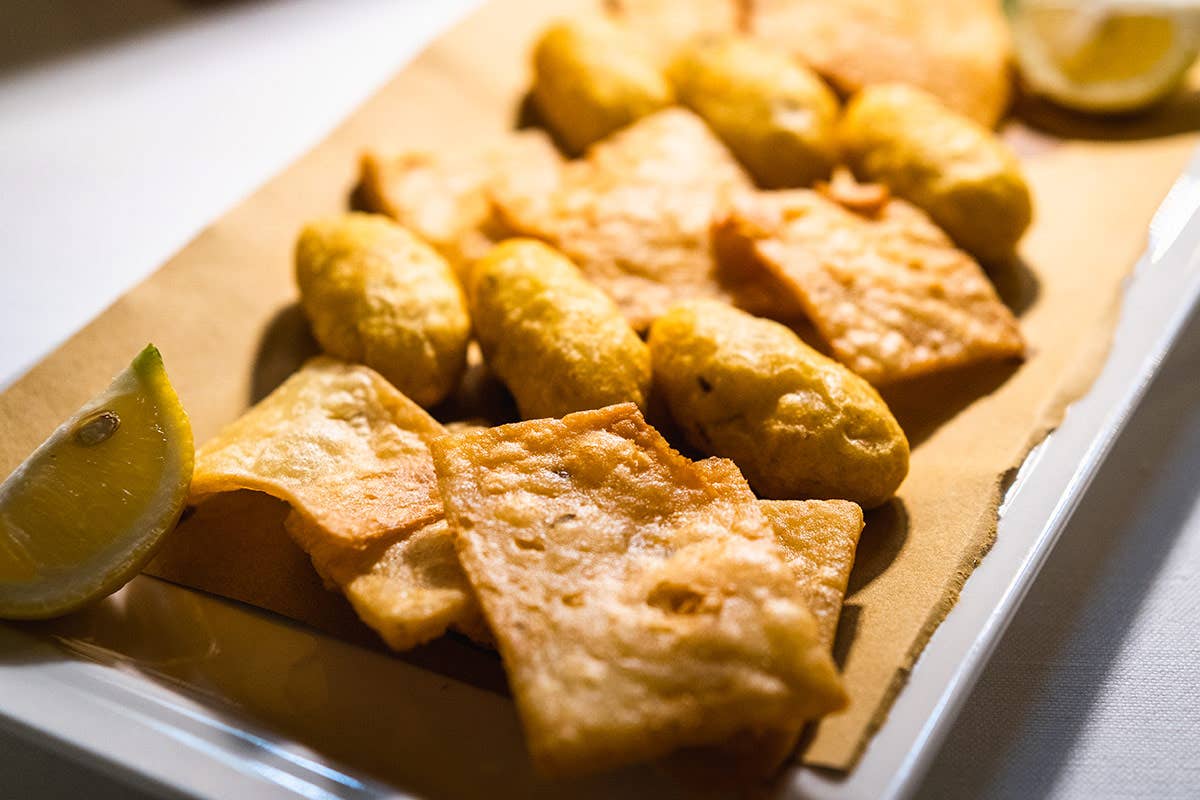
[2,2,1198,798]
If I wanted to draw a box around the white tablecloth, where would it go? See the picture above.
[2,2,1198,798]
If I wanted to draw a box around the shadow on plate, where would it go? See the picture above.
[1012,86,1200,142]
[248,302,319,405]
[881,360,1021,450]
[988,255,1041,318]
[844,498,909,600]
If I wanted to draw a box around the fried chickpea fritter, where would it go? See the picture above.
[840,83,1032,264]
[295,213,470,408]
[532,16,673,155]
[648,300,909,507]
[468,239,651,420]
[670,37,839,188]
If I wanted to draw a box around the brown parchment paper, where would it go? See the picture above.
[2,0,1200,775]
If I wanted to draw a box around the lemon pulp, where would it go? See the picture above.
[1010,0,1200,113]
[0,345,193,618]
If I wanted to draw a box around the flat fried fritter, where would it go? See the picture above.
[431,403,845,776]
[189,358,484,650]
[356,131,562,276]
[531,15,674,155]
[695,458,864,648]
[760,499,863,650]
[713,188,1025,385]
[668,459,863,779]
[746,0,1012,127]
[492,108,753,330]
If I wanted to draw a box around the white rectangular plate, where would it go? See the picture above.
[4,10,1200,799]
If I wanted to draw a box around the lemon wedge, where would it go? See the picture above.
[0,345,193,619]
[1010,0,1200,113]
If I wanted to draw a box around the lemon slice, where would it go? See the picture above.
[0,345,193,619]
[1010,0,1200,113]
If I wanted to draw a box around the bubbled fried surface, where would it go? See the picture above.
[355,131,563,277]
[531,15,674,155]
[673,460,860,779]
[694,459,864,649]
[746,0,1012,127]
[430,403,845,777]
[840,83,1033,264]
[492,108,753,331]
[669,36,839,188]
[190,358,483,650]
[760,499,864,650]
[649,300,909,508]
[294,213,470,408]
[284,513,487,650]
[713,188,1025,385]
[469,239,651,420]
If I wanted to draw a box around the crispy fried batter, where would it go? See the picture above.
[694,458,864,648]
[492,108,752,330]
[531,15,674,155]
[189,358,483,650]
[669,35,840,188]
[673,459,862,778]
[746,0,1012,127]
[760,499,863,650]
[431,403,845,776]
[840,83,1033,264]
[713,189,1025,385]
[649,300,910,507]
[295,213,470,408]
[469,239,651,419]
[356,131,562,276]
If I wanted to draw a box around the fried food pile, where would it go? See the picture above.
[185,0,1033,782]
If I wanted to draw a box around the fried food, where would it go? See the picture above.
[746,0,1012,127]
[284,514,491,649]
[666,459,862,779]
[431,403,846,776]
[760,500,863,650]
[355,131,562,276]
[713,188,1026,384]
[531,16,673,155]
[468,239,651,419]
[669,36,839,188]
[840,83,1033,264]
[295,213,471,408]
[492,108,753,330]
[604,0,742,56]
[189,358,483,650]
[694,458,863,648]
[648,300,909,508]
